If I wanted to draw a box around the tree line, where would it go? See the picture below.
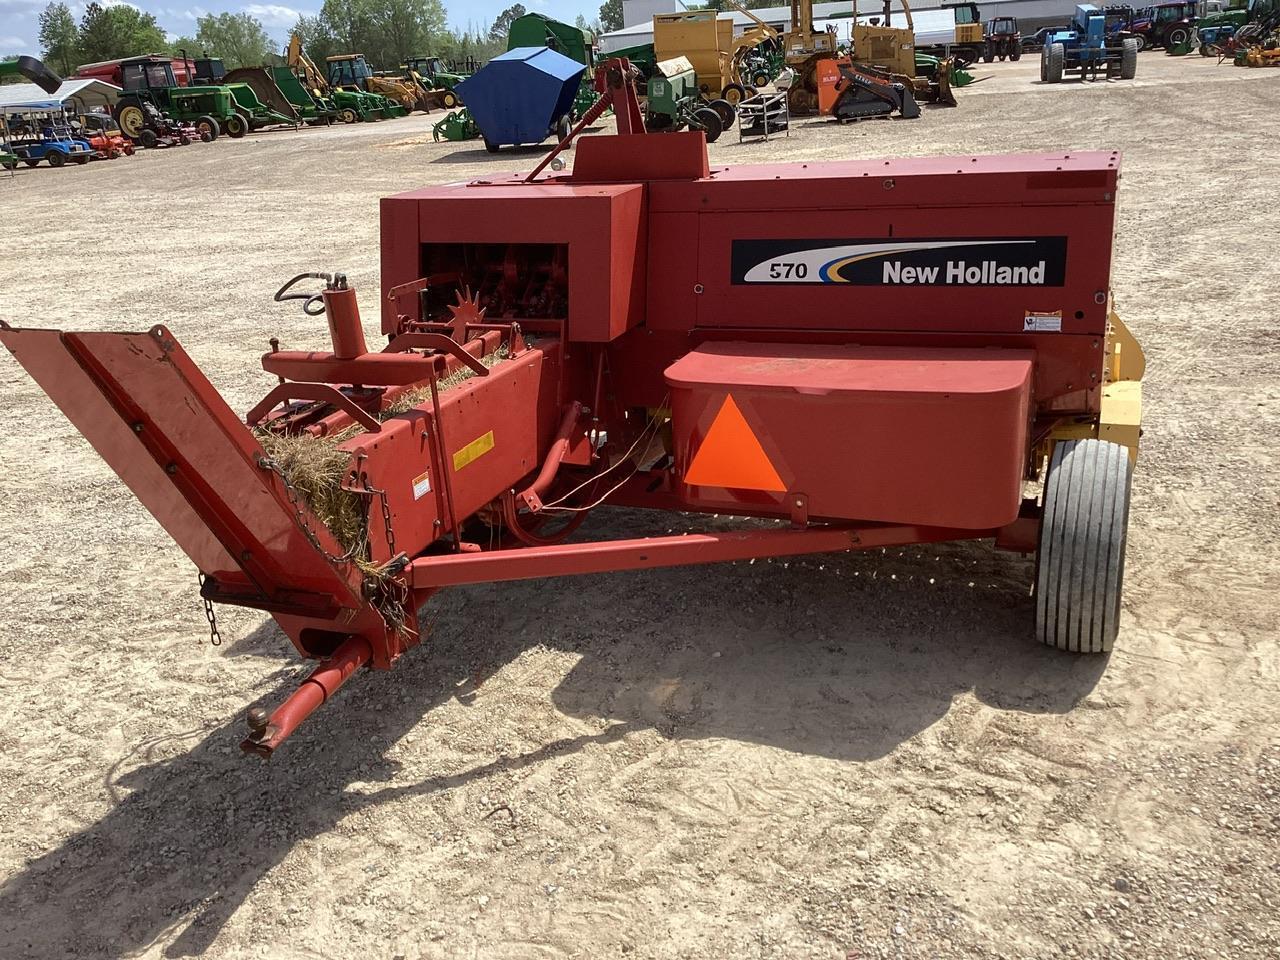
[28,0,591,79]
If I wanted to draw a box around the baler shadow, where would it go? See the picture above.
[0,520,1105,957]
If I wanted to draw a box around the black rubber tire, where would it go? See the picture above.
[1167,26,1190,47]
[1131,34,1146,51]
[24,158,39,167]
[708,97,736,129]
[691,106,723,143]
[442,90,459,108]
[752,71,770,88]
[555,113,572,141]
[195,116,219,141]
[721,82,747,106]
[1199,43,1214,57]
[983,48,995,63]
[484,137,500,153]
[224,113,249,138]
[340,107,358,124]
[47,150,66,168]
[1045,43,1065,82]
[1035,439,1132,653]
[1010,48,1022,61]
[1121,38,1139,78]
[73,153,90,164]
[140,128,159,149]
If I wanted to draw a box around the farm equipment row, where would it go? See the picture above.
[0,59,1145,760]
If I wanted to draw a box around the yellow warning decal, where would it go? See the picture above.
[452,430,495,472]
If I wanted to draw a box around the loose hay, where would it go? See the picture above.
[255,425,366,555]
[381,344,509,418]
[253,346,512,556]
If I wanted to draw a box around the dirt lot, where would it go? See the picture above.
[1,52,1277,960]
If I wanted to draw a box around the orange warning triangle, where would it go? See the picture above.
[685,394,785,492]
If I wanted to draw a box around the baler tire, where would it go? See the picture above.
[1045,43,1065,82]
[708,98,737,129]
[721,82,747,106]
[1035,439,1132,654]
[1121,38,1140,77]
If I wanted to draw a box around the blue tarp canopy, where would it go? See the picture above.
[1,99,62,114]
[455,46,586,147]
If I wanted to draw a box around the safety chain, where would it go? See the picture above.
[256,455,411,638]
[256,454,368,563]
[369,482,396,558]
[197,572,223,646]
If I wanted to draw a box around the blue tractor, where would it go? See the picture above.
[1041,4,1141,80]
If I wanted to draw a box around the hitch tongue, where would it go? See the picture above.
[241,636,372,758]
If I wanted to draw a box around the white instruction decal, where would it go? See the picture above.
[1023,311,1062,333]
[412,469,431,500]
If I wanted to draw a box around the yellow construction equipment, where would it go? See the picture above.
[783,0,841,114]
[653,7,780,104]
[326,53,430,113]
[654,11,738,99]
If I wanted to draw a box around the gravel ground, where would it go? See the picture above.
[0,52,1277,960]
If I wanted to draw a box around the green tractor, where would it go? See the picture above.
[403,56,467,108]
[74,56,248,140]
[1197,0,1275,54]
[285,34,394,123]
[643,56,736,142]
[188,57,299,130]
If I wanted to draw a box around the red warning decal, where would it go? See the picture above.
[685,394,785,492]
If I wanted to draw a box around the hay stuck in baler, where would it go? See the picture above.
[254,345,511,556]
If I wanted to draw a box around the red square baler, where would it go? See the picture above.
[0,67,1144,757]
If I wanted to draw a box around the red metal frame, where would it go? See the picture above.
[0,63,1125,757]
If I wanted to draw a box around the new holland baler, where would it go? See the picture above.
[0,62,1144,758]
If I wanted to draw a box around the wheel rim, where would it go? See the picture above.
[118,106,144,138]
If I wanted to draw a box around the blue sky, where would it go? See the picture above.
[1,0,599,59]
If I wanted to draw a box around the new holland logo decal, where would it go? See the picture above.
[731,237,1069,286]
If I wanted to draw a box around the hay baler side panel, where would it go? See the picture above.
[0,324,363,621]
[666,343,1035,529]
